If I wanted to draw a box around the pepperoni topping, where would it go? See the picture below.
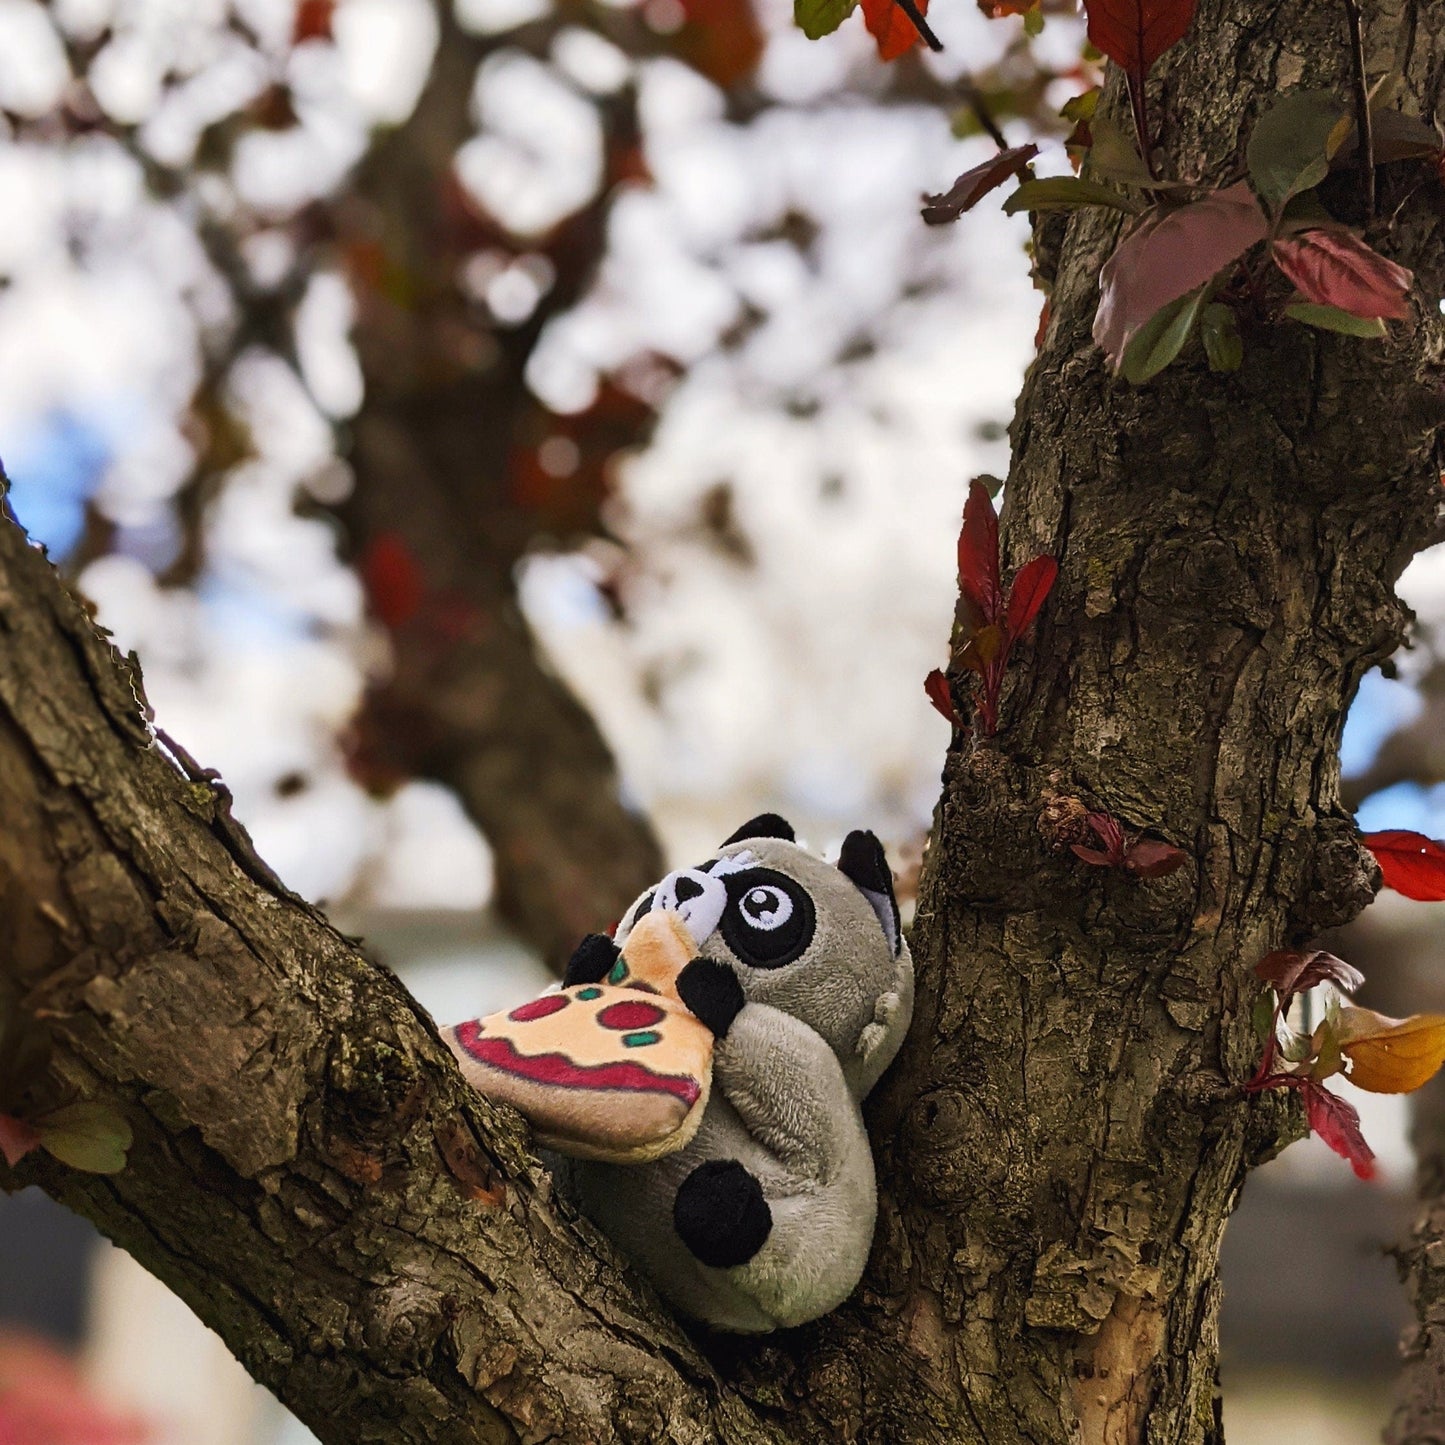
[596,1000,667,1031]
[509,994,569,1023]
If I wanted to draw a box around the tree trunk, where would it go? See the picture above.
[2,1,1443,1443]
[337,3,666,965]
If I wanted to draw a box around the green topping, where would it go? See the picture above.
[622,1031,661,1048]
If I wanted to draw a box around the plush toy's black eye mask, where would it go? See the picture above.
[720,868,816,969]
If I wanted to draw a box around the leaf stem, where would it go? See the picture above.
[1343,0,1375,216]
[892,0,943,52]
[1126,75,1157,181]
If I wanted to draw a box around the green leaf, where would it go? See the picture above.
[1022,6,1043,36]
[1279,1025,1315,1065]
[1251,991,1275,1043]
[1060,87,1099,124]
[1120,284,1208,384]
[1087,116,1156,187]
[794,0,859,38]
[1201,302,1243,372]
[1284,302,1388,337]
[1311,1021,1344,1082]
[37,1102,133,1175]
[1246,90,1351,211]
[1085,116,1194,191]
[1003,176,1144,215]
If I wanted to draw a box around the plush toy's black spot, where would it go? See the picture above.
[673,874,705,904]
[564,933,621,987]
[673,1159,773,1268]
[676,957,745,1037]
[722,813,796,846]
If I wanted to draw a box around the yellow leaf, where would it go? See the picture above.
[958,624,1004,675]
[1337,1007,1445,1094]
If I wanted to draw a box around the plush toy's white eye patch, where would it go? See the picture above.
[739,885,793,932]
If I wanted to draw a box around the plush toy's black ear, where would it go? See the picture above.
[722,813,796,846]
[837,830,901,956]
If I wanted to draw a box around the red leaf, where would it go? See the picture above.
[1255,948,1365,1000]
[1302,1079,1376,1180]
[1083,0,1197,95]
[1070,845,1117,867]
[293,0,334,43]
[360,532,426,631]
[1272,228,1414,321]
[1078,811,1127,864]
[1123,838,1187,877]
[958,479,1003,624]
[0,1113,41,1168]
[922,145,1040,225]
[862,0,929,59]
[924,668,957,724]
[1094,184,1269,367]
[1363,829,1445,901]
[1005,554,1058,639]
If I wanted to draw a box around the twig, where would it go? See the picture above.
[962,80,1009,150]
[1343,0,1375,216]
[893,0,944,52]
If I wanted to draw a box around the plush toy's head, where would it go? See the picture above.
[612,814,913,1099]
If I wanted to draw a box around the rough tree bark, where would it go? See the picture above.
[2,2,1443,1444]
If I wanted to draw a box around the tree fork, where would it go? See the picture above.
[0,492,780,1445]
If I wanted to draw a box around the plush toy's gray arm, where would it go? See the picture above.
[713,1003,856,1186]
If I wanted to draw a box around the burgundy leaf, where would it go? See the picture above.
[1079,811,1127,864]
[1272,228,1413,320]
[1094,183,1269,368]
[1302,1078,1376,1180]
[1005,554,1059,640]
[924,667,957,724]
[1123,838,1187,877]
[922,144,1040,225]
[1070,845,1118,867]
[1334,109,1445,166]
[1255,948,1365,1001]
[1083,0,1197,146]
[1363,829,1445,901]
[0,1113,40,1168]
[1083,0,1197,88]
[958,479,1003,624]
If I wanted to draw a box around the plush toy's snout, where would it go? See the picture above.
[616,909,694,988]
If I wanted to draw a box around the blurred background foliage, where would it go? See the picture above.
[0,1,1441,1441]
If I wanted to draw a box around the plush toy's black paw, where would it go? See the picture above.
[676,957,744,1038]
[673,1159,772,1268]
[564,933,622,986]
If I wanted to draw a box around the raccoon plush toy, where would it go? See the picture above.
[444,814,914,1333]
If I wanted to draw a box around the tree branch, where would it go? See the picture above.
[0,487,778,1445]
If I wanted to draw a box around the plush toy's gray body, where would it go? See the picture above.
[561,819,913,1333]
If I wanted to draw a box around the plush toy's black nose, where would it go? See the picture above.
[673,875,705,904]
